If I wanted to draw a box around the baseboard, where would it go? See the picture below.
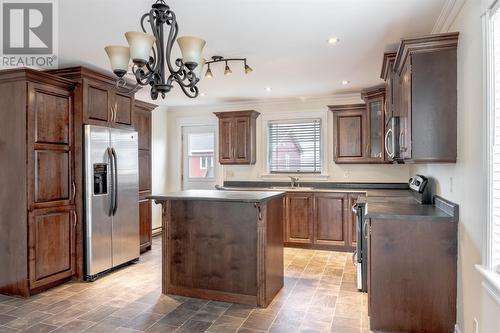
[455,323,462,333]
[152,227,162,237]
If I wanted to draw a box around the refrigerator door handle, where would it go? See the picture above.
[111,147,118,216]
[107,147,114,216]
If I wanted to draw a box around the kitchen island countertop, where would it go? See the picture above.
[149,190,285,203]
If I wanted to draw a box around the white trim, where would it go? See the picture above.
[168,93,362,112]
[481,5,500,306]
[260,109,329,178]
[476,265,500,305]
[432,0,466,33]
[178,120,222,189]
[454,323,463,333]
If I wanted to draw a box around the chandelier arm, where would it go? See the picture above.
[164,11,179,75]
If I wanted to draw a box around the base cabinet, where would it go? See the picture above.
[285,193,314,244]
[29,206,76,290]
[313,193,347,247]
[284,192,356,251]
[368,218,457,333]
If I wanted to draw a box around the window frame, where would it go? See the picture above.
[261,110,329,178]
[478,0,500,304]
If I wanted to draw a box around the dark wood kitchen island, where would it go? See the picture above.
[150,190,286,307]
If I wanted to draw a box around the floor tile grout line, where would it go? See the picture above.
[298,250,333,332]
[264,249,316,332]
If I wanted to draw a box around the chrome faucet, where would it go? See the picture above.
[289,176,300,188]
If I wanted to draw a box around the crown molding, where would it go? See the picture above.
[168,93,363,112]
[432,0,467,33]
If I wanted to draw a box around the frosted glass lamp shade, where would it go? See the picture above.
[125,31,156,67]
[105,46,130,78]
[193,58,206,80]
[177,36,206,71]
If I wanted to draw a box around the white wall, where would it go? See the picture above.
[151,105,169,230]
[166,95,410,192]
[411,0,500,331]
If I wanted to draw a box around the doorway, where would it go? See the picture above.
[182,125,217,190]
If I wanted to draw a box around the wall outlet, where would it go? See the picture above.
[343,169,350,179]
[473,318,479,333]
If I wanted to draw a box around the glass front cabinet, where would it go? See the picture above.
[362,87,386,163]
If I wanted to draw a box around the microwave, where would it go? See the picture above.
[385,117,402,161]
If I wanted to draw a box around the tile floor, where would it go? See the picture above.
[0,237,370,333]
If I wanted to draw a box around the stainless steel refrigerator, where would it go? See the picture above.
[84,125,139,281]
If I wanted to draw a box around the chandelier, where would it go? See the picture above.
[104,0,206,100]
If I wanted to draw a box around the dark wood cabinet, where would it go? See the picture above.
[330,104,367,163]
[133,100,157,253]
[0,69,76,297]
[48,66,137,129]
[284,191,357,251]
[313,193,347,247]
[392,32,459,163]
[29,206,76,290]
[285,193,314,244]
[380,52,398,123]
[362,87,386,163]
[214,111,260,164]
[368,217,457,333]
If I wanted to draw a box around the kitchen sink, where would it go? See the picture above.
[269,186,315,191]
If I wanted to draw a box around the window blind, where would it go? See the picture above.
[268,119,321,173]
[492,11,500,274]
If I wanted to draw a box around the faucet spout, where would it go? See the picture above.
[289,176,300,188]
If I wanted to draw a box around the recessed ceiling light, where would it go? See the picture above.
[341,80,350,85]
[327,37,340,44]
[265,87,272,92]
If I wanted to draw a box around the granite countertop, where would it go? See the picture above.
[149,190,286,203]
[218,186,410,198]
[364,199,456,222]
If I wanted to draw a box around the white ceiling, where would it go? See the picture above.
[58,0,447,107]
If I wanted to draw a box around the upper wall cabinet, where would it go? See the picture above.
[380,52,398,123]
[48,67,138,128]
[392,32,459,163]
[362,86,386,163]
[330,94,387,164]
[330,104,367,164]
[214,110,260,165]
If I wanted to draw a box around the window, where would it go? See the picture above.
[488,5,500,276]
[200,157,213,170]
[187,132,215,179]
[268,119,321,173]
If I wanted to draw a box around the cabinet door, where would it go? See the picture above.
[285,193,313,244]
[400,61,412,159]
[139,199,152,252]
[28,206,76,290]
[385,77,393,123]
[313,193,347,246]
[348,193,365,247]
[113,93,134,126]
[367,98,384,161]
[218,118,234,163]
[334,111,367,163]
[139,150,151,193]
[133,107,152,150]
[233,117,251,163]
[85,81,111,123]
[28,83,75,210]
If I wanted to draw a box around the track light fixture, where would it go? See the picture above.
[203,56,253,79]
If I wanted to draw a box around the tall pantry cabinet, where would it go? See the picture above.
[0,69,77,297]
